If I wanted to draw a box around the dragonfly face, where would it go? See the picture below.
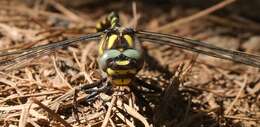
[98,27,144,86]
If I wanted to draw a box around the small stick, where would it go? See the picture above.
[32,98,73,127]
[225,75,248,115]
[157,0,237,32]
[27,119,41,127]
[115,110,135,127]
[123,103,150,127]
[52,55,72,89]
[224,115,259,121]
[19,101,32,127]
[47,0,84,22]
[101,95,117,127]
[109,118,116,127]
[72,88,80,124]
[132,1,138,30]
[1,91,60,104]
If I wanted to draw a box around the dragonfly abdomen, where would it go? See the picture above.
[96,12,120,32]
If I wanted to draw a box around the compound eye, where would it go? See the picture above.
[99,49,121,70]
[123,49,142,60]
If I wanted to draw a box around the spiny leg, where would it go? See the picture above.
[81,78,112,104]
[85,91,99,103]
[72,78,108,123]
[134,77,162,94]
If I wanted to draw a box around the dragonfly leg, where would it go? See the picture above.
[78,78,108,92]
[134,77,162,93]
[85,91,99,104]
[82,80,109,93]
[71,78,109,122]
[77,78,113,104]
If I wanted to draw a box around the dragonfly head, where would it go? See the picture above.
[98,27,144,86]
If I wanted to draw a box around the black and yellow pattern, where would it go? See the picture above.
[96,12,120,32]
[96,12,144,86]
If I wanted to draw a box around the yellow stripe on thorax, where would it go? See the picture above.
[107,34,118,49]
[98,34,118,55]
[98,35,106,55]
[123,34,133,47]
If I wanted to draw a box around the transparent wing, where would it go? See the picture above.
[136,31,260,68]
[0,32,102,71]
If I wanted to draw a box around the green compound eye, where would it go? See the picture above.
[123,49,142,60]
[99,49,121,70]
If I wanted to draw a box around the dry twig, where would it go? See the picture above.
[157,0,237,32]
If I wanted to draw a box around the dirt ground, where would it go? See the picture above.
[0,0,259,127]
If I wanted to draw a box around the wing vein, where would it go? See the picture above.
[137,31,260,68]
[0,32,102,71]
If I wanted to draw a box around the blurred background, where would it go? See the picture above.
[22,0,260,21]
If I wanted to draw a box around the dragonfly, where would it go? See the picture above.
[0,12,260,126]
